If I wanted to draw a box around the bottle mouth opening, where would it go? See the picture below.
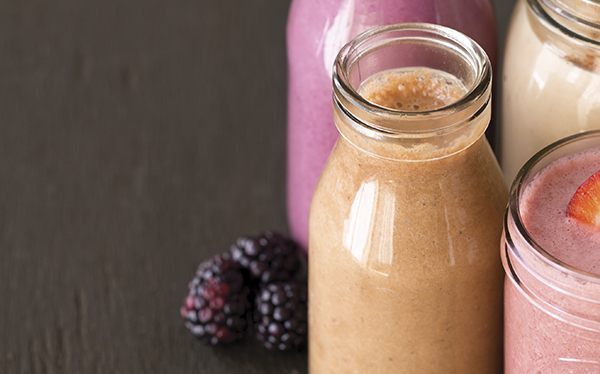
[333,23,491,137]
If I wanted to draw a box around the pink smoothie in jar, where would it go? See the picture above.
[286,0,499,251]
[502,131,600,373]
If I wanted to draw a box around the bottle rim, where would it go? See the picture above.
[332,23,492,139]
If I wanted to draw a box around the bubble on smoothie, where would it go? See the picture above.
[358,68,467,111]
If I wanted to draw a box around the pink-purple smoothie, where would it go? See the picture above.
[521,149,600,274]
[286,0,498,251]
[504,146,600,373]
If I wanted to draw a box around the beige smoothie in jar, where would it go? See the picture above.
[309,24,507,373]
[501,0,600,183]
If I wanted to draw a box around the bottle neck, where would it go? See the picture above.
[332,23,492,161]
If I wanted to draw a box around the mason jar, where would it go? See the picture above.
[308,23,507,373]
[500,0,600,183]
[502,130,600,373]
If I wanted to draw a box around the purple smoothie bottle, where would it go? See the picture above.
[287,0,498,252]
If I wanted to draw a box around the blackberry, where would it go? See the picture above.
[254,281,308,351]
[181,252,251,345]
[230,232,303,285]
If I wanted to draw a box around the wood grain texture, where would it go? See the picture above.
[0,0,515,372]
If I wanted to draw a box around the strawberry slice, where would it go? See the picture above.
[567,169,600,226]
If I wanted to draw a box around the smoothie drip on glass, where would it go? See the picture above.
[286,0,499,251]
[309,24,507,374]
[502,131,600,373]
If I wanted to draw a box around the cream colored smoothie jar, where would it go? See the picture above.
[501,0,600,183]
[308,24,507,374]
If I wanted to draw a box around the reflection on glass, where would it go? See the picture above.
[343,180,395,275]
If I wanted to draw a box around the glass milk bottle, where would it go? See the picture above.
[309,24,507,373]
[502,131,600,373]
[501,0,600,183]
[286,0,499,252]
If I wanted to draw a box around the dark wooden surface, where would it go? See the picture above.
[0,0,515,372]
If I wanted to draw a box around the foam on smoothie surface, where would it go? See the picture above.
[358,68,466,111]
[521,147,600,275]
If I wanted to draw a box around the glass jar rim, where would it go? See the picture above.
[333,22,491,138]
[531,0,600,47]
[509,130,600,282]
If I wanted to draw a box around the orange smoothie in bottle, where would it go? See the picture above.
[309,24,507,373]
